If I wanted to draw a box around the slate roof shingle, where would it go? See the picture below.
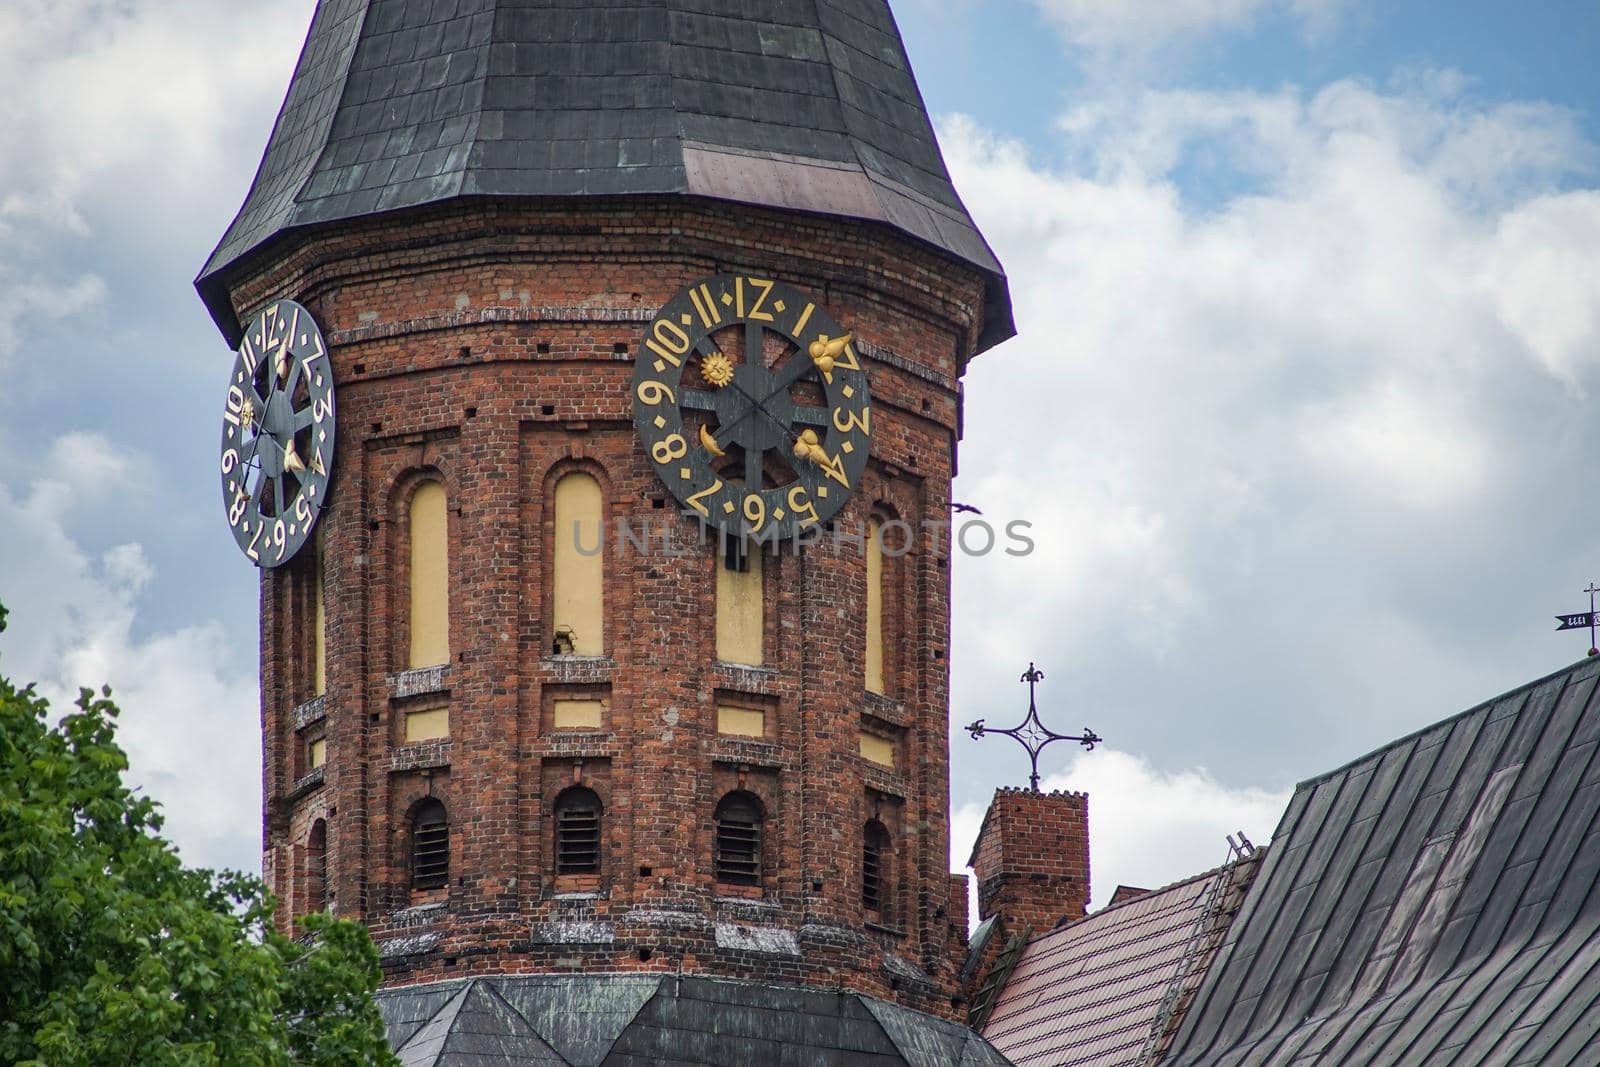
[981,854,1263,1067]
[197,0,1012,352]
[375,974,1013,1066]
[1162,654,1600,1067]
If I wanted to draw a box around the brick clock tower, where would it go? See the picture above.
[198,1,1014,1060]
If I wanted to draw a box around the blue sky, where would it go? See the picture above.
[2,0,1598,906]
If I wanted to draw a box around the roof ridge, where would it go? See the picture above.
[1030,851,1264,944]
[472,982,566,1060]
[394,980,472,1064]
[1292,654,1600,793]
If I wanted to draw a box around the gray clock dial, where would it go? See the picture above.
[632,274,871,542]
[219,299,336,567]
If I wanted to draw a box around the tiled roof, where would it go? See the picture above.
[376,973,1012,1065]
[1163,654,1600,1066]
[196,0,1012,351]
[981,855,1262,1067]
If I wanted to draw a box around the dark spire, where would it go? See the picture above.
[196,0,1013,351]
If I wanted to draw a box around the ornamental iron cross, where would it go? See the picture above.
[966,663,1102,792]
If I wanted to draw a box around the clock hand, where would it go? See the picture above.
[702,376,798,477]
[693,335,798,451]
[765,345,825,399]
[238,328,304,520]
[724,376,792,439]
[691,350,770,452]
[238,396,271,499]
[759,333,852,407]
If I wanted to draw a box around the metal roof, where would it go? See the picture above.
[375,973,1013,1065]
[1162,654,1600,1066]
[980,856,1263,1067]
[196,0,1013,351]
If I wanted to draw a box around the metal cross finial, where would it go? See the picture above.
[966,662,1102,792]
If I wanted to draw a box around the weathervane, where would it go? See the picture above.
[1555,583,1600,657]
[966,663,1102,792]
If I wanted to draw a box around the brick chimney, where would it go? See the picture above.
[967,787,1090,933]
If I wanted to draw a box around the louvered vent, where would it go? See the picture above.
[412,803,449,889]
[863,836,883,911]
[557,803,601,873]
[863,820,891,917]
[715,796,762,886]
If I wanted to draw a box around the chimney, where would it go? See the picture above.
[967,787,1090,933]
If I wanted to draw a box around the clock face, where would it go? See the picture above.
[631,274,871,542]
[219,299,336,567]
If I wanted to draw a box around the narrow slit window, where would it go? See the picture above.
[552,473,604,655]
[714,792,763,886]
[313,533,327,695]
[554,787,602,874]
[408,481,450,668]
[863,819,891,915]
[715,537,763,666]
[307,818,328,912]
[866,517,885,694]
[412,799,449,890]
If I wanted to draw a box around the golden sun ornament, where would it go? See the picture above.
[700,351,735,388]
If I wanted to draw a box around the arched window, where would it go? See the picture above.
[408,480,450,668]
[552,472,604,655]
[862,819,892,916]
[866,517,885,694]
[307,818,328,912]
[411,798,449,890]
[714,791,764,886]
[554,787,603,875]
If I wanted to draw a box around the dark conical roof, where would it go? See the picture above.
[196,0,1013,351]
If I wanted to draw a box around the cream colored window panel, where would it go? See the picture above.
[404,706,450,742]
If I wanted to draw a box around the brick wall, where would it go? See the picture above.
[227,195,995,1018]
[969,787,1091,936]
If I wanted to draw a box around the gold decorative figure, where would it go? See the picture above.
[699,423,727,457]
[792,427,829,466]
[701,351,735,388]
[806,333,852,377]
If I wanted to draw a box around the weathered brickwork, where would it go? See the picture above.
[232,196,995,1018]
[969,787,1092,936]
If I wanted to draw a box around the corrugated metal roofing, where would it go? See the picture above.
[375,974,1013,1065]
[981,857,1261,1067]
[1162,654,1600,1066]
[196,0,1012,351]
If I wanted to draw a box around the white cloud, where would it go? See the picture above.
[1030,0,1351,54]
[952,748,1288,913]
[46,430,140,490]
[0,270,106,364]
[0,0,311,236]
[942,75,1600,785]
[0,433,259,874]
[1299,377,1495,507]
[1483,191,1600,387]
[0,0,312,373]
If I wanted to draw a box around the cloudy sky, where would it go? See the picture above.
[2,0,1597,909]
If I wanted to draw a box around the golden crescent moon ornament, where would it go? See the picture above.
[699,423,726,457]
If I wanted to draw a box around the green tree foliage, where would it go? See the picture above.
[0,602,399,1066]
